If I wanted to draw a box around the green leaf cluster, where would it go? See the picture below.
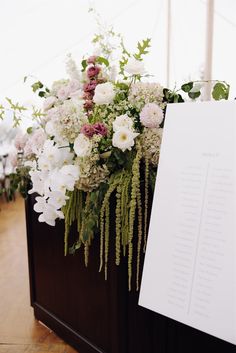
[163,88,184,103]
[180,80,230,101]
[31,80,49,98]
[212,82,229,100]
[134,38,151,61]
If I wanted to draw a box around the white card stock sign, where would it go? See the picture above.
[139,101,236,345]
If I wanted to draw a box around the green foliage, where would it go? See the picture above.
[180,81,201,99]
[5,97,27,127]
[133,38,151,61]
[180,80,230,101]
[26,127,33,134]
[31,81,43,92]
[31,80,49,98]
[163,88,184,103]
[5,167,30,201]
[119,56,129,78]
[0,104,4,120]
[31,106,45,122]
[119,38,151,78]
[188,91,201,99]
[115,82,129,91]
[81,59,87,72]
[96,56,109,67]
[181,82,193,92]
[212,82,230,100]
[5,97,27,113]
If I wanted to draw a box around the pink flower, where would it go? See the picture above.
[24,129,46,156]
[93,122,108,136]
[8,151,18,168]
[24,143,33,157]
[80,124,95,138]
[87,66,101,79]
[83,92,93,100]
[87,56,97,65]
[83,81,97,92]
[68,79,80,93]
[140,103,164,128]
[57,86,70,100]
[14,132,27,150]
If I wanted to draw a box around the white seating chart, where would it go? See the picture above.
[139,100,236,345]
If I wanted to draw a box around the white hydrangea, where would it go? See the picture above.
[74,133,92,157]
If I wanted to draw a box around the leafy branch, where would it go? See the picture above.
[180,80,230,100]
[133,38,151,61]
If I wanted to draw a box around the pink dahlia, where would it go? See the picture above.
[140,103,164,128]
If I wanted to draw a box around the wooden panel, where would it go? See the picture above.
[25,192,236,353]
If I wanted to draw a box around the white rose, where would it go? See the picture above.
[43,96,57,111]
[112,127,139,152]
[113,114,134,132]
[74,133,92,157]
[93,82,115,105]
[124,58,146,76]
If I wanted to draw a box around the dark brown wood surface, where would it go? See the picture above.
[25,195,236,353]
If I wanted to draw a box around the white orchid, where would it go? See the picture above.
[47,191,69,209]
[60,165,80,179]
[28,170,47,196]
[34,196,65,226]
[49,168,78,194]
[39,204,64,226]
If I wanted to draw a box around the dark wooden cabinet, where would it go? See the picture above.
[25,195,236,353]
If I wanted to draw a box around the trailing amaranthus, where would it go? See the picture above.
[128,140,142,290]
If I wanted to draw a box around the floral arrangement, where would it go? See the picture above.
[1,31,229,290]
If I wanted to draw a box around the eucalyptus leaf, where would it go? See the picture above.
[97,56,109,67]
[188,91,201,99]
[212,82,229,100]
[38,91,46,97]
[181,82,193,93]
